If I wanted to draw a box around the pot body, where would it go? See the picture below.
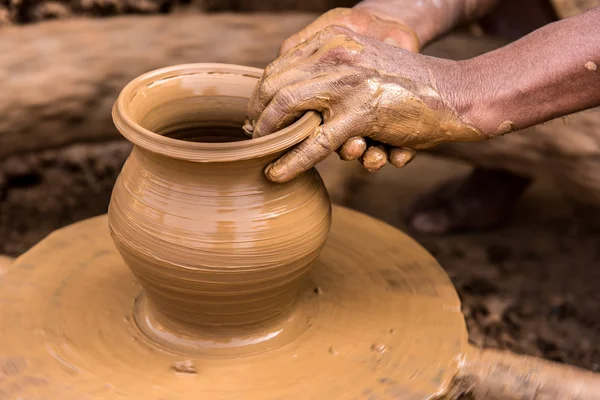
[107,64,330,330]
[108,148,331,328]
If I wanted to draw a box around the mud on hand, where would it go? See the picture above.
[245,26,484,183]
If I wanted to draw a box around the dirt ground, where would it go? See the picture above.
[1,142,599,373]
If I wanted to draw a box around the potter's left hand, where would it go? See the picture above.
[246,26,483,183]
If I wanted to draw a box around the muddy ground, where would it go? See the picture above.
[1,142,599,373]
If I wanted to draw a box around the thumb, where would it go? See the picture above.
[362,15,420,52]
[265,119,352,183]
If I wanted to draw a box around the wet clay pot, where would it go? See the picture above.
[108,64,330,346]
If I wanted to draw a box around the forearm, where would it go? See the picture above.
[355,0,500,47]
[455,7,600,138]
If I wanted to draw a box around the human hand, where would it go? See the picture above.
[277,7,420,56]
[266,6,421,175]
[246,26,484,183]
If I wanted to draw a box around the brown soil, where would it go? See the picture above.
[2,143,599,373]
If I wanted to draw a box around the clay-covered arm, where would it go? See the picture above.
[354,0,500,48]
[454,5,600,137]
[247,8,600,183]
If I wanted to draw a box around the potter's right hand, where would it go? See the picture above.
[246,26,485,183]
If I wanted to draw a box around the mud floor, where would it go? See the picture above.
[1,143,599,372]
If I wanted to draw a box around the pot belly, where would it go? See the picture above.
[107,148,332,330]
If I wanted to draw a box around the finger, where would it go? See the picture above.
[269,30,324,76]
[248,56,320,124]
[251,73,354,138]
[338,136,367,161]
[265,117,354,183]
[248,26,352,122]
[360,144,388,172]
[389,147,416,168]
[242,119,254,137]
[278,8,353,55]
[353,10,420,52]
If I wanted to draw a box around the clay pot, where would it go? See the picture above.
[108,64,331,337]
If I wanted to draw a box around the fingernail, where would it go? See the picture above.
[389,148,416,168]
[242,120,254,136]
[361,146,387,171]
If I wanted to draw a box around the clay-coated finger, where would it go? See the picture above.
[268,31,324,76]
[338,136,367,161]
[351,6,420,52]
[242,119,254,136]
[248,31,332,122]
[278,9,355,55]
[251,73,354,137]
[248,26,353,123]
[265,118,352,183]
[389,147,416,168]
[360,145,388,172]
[247,61,318,126]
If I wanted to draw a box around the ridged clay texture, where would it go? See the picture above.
[108,64,332,346]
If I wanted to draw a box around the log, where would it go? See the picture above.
[0,12,318,160]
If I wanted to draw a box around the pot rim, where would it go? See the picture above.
[112,63,322,162]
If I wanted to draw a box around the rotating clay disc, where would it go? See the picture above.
[0,206,467,399]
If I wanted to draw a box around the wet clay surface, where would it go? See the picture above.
[0,207,468,399]
[108,64,330,338]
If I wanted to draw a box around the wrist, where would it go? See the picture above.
[450,57,520,139]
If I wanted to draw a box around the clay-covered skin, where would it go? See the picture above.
[248,4,600,183]
[263,7,423,172]
[247,26,483,183]
[243,1,500,175]
[108,64,331,334]
[277,7,420,56]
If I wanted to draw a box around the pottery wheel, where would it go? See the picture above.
[0,205,467,399]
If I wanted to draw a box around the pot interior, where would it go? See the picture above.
[165,126,249,143]
[129,72,255,143]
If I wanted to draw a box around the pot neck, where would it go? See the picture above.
[112,63,321,163]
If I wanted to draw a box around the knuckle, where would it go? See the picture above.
[322,46,351,64]
[326,7,349,17]
[322,7,353,22]
[264,63,275,77]
[274,87,297,111]
[289,147,314,172]
[315,128,338,152]
[259,77,278,100]
[279,38,295,54]
[319,24,347,39]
